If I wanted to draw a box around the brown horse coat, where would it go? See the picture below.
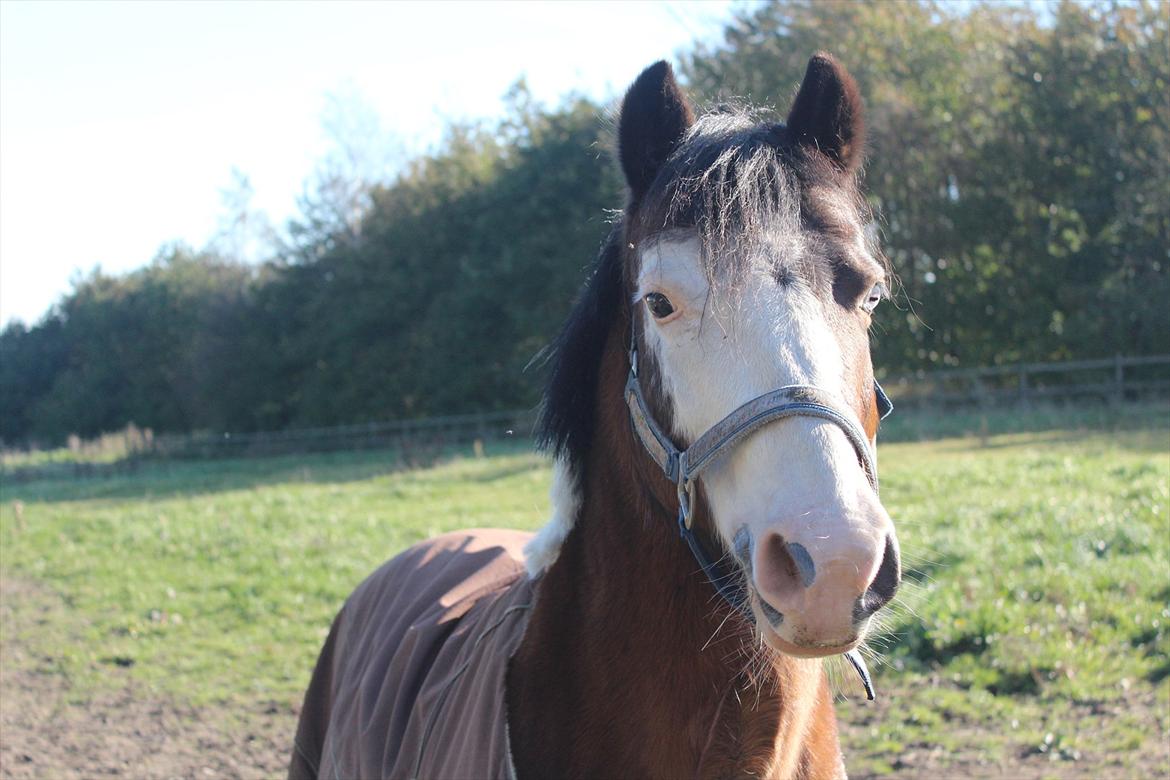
[290,530,534,780]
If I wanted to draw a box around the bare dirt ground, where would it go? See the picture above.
[0,578,294,780]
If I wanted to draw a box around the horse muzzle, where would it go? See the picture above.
[738,521,901,656]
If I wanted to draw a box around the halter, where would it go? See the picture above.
[624,338,893,700]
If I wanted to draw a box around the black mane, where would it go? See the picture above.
[535,225,625,471]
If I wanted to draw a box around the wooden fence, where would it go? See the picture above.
[144,353,1166,458]
[3,354,1168,480]
[147,408,539,460]
[879,354,1170,409]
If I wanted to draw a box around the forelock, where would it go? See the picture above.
[634,106,874,290]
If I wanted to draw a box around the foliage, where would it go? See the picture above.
[267,95,621,426]
[682,0,1169,369]
[1,246,257,442]
[2,1,1167,444]
[1,415,1166,774]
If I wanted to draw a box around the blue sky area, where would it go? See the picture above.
[0,0,747,326]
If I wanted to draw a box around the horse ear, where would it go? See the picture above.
[618,61,694,199]
[786,53,865,173]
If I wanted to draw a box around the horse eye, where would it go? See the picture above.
[861,283,885,313]
[644,292,676,320]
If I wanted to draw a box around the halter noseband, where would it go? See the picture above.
[624,339,893,700]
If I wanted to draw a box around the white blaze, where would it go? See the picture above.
[635,235,879,556]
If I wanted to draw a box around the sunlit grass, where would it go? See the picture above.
[840,423,1169,774]
[0,442,548,707]
[1,409,1167,773]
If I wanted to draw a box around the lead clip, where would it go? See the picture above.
[843,649,876,701]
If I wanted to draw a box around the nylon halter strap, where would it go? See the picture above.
[623,340,893,701]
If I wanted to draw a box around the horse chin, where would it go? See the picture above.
[759,623,863,659]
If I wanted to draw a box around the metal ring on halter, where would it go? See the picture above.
[675,454,695,531]
[678,479,692,533]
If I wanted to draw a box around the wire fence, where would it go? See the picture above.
[4,354,1168,482]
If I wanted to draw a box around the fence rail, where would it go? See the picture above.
[3,354,1168,480]
[147,408,538,457]
[880,353,1170,408]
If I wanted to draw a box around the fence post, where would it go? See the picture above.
[974,376,990,447]
[1113,353,1124,404]
[1018,367,1029,405]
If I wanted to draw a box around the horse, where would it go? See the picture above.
[290,53,901,780]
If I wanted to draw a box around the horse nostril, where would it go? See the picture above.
[785,542,816,588]
[758,533,817,599]
[854,534,901,622]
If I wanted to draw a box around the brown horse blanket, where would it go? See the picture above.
[290,529,535,780]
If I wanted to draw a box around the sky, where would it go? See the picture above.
[0,0,747,327]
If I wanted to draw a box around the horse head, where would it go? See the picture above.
[617,55,900,659]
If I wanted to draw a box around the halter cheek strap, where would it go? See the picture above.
[624,343,891,700]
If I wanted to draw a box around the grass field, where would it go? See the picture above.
[1,404,1167,778]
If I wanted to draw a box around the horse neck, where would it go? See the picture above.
[508,329,843,779]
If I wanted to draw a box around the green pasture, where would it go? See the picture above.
[1,405,1167,775]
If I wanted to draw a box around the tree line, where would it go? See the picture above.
[2,0,1166,445]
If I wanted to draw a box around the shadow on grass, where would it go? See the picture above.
[884,619,1048,696]
[880,399,1170,454]
[2,440,544,505]
[902,552,964,587]
[889,619,991,665]
[1146,662,1170,685]
[984,669,1043,696]
[467,459,547,483]
[5,399,1166,505]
